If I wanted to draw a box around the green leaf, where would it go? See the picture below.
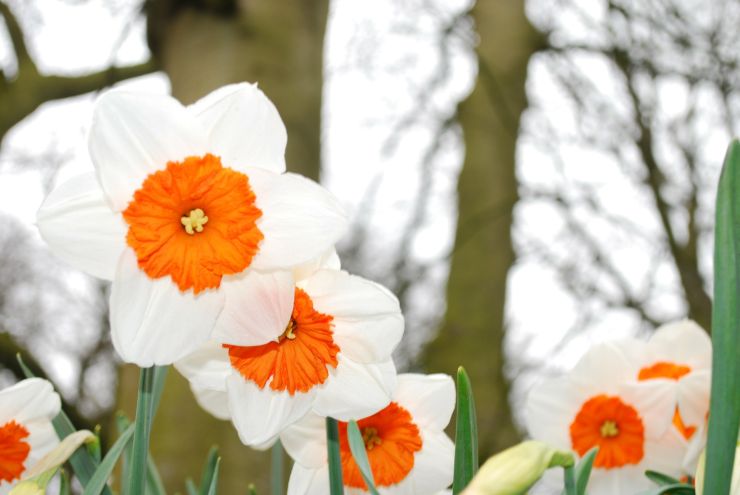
[326,417,344,495]
[16,354,112,495]
[563,465,576,495]
[82,424,135,495]
[346,420,380,495]
[645,470,682,487]
[707,139,740,493]
[271,440,284,495]
[572,446,598,495]
[146,454,168,495]
[198,446,220,495]
[115,412,166,495]
[453,366,478,493]
[60,470,71,495]
[205,457,221,495]
[185,478,198,495]
[127,366,158,495]
[636,483,695,495]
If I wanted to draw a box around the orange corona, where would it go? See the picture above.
[224,287,339,395]
[638,361,696,439]
[123,154,263,294]
[570,395,645,469]
[0,420,30,483]
[338,402,423,489]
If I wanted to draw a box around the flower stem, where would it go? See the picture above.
[271,440,284,495]
[127,366,155,494]
[326,417,344,494]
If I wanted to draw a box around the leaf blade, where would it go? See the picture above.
[452,366,478,493]
[82,424,135,495]
[347,420,380,495]
[326,417,344,495]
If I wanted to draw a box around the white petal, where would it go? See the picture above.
[394,374,455,431]
[618,380,677,439]
[570,342,633,395]
[287,464,330,495]
[302,270,403,363]
[280,413,327,468]
[0,378,60,424]
[213,271,294,346]
[312,356,395,421]
[683,422,706,474]
[292,248,341,283]
[188,83,287,174]
[37,172,126,280]
[643,428,687,478]
[110,250,224,366]
[174,340,231,391]
[89,90,207,210]
[648,320,712,370]
[24,421,60,468]
[190,382,231,421]
[388,430,454,495]
[677,370,711,427]
[524,377,582,451]
[226,374,315,447]
[248,169,348,270]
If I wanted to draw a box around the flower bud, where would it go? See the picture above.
[462,440,574,495]
[8,481,44,495]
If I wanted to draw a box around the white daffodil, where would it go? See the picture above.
[281,373,455,495]
[525,343,686,495]
[37,83,347,367]
[0,379,60,495]
[616,319,711,474]
[175,254,403,447]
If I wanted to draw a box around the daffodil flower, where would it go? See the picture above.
[525,342,686,495]
[0,379,60,495]
[175,253,404,447]
[616,319,711,473]
[280,373,455,495]
[37,83,347,366]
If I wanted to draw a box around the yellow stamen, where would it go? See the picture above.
[279,319,297,341]
[181,208,208,235]
[362,427,382,450]
[600,420,619,438]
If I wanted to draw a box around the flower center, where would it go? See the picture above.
[0,420,30,483]
[570,395,644,469]
[123,154,263,294]
[224,287,339,395]
[600,420,619,438]
[339,402,422,489]
[638,361,696,439]
[180,208,209,235]
[362,427,382,450]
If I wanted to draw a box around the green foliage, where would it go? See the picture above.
[82,424,134,495]
[637,483,695,495]
[326,417,344,495]
[572,447,598,495]
[270,440,284,495]
[453,366,479,493]
[707,139,740,493]
[644,470,682,486]
[347,420,380,495]
[198,447,221,495]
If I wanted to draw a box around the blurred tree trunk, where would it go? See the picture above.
[422,1,541,457]
[117,1,328,492]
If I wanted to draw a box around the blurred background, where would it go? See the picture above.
[0,0,737,492]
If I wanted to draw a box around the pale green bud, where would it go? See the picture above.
[695,441,740,495]
[8,481,44,495]
[462,440,574,495]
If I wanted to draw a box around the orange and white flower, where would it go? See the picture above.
[281,373,455,495]
[525,343,685,494]
[175,256,403,447]
[0,379,60,494]
[617,319,711,472]
[37,83,347,366]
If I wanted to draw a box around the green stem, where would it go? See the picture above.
[127,366,155,495]
[326,417,344,495]
[563,465,577,495]
[271,440,284,495]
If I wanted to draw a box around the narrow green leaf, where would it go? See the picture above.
[82,424,135,495]
[60,469,71,495]
[326,417,344,495]
[636,483,695,495]
[115,413,133,495]
[271,440,284,495]
[205,457,221,495]
[198,446,220,495]
[146,454,168,495]
[150,366,169,418]
[116,411,166,495]
[127,366,157,495]
[17,354,112,495]
[645,470,682,487]
[346,420,380,495]
[452,366,478,493]
[574,447,598,495]
[563,465,576,495]
[185,478,198,495]
[707,139,740,493]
